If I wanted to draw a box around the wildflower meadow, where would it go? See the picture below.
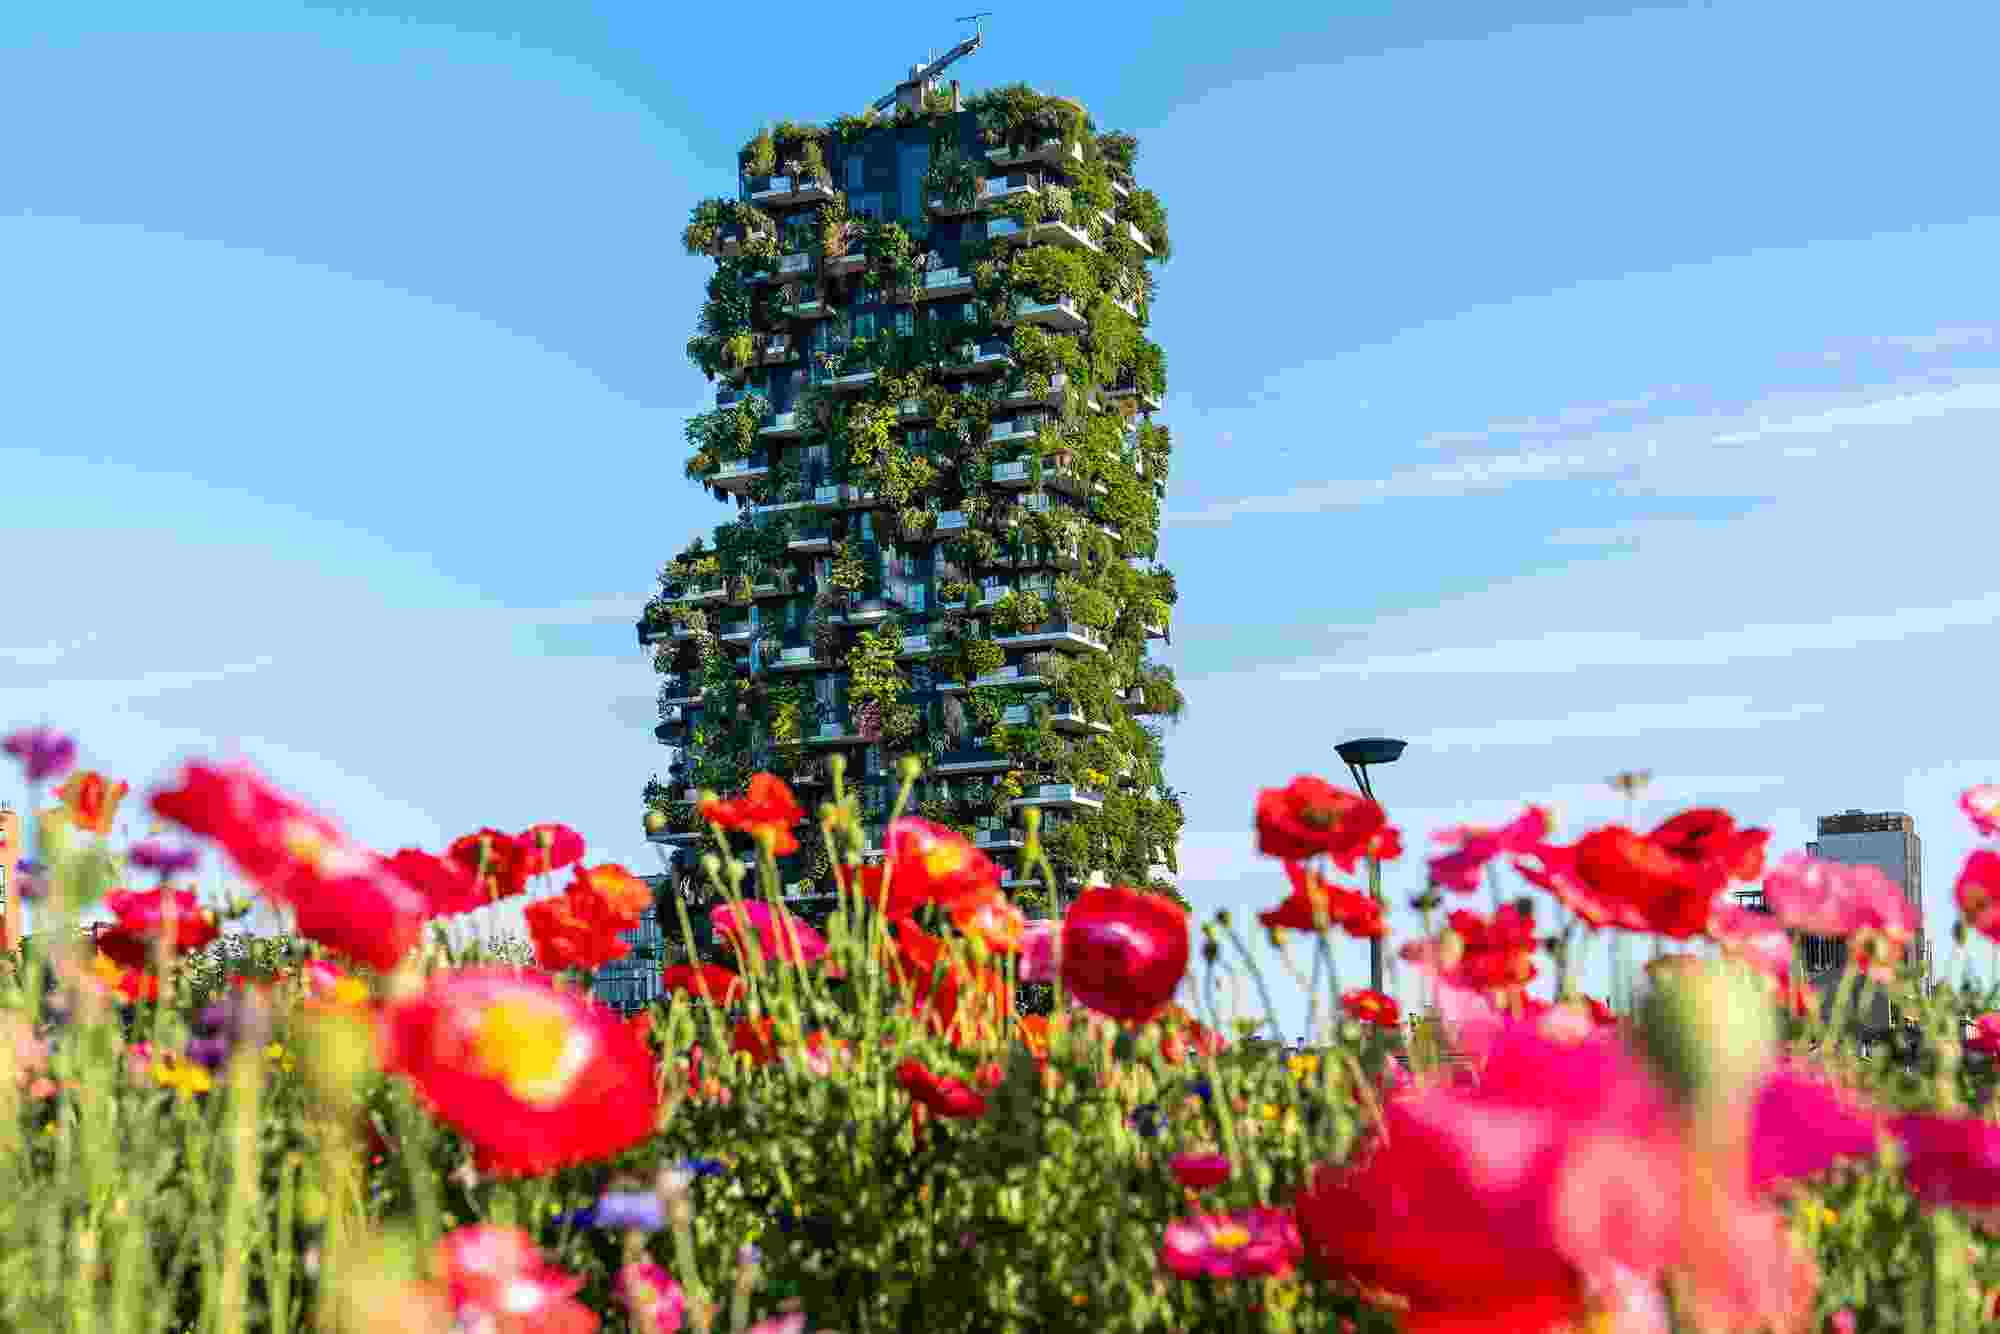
[7,723,2000,1332]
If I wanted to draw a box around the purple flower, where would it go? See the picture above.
[186,1037,231,1070]
[591,1191,666,1232]
[14,860,45,902]
[3,728,76,783]
[129,840,200,876]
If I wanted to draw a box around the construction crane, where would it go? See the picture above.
[871,13,990,113]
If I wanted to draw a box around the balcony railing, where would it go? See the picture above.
[991,459,1031,486]
[933,748,1011,775]
[1010,782,1105,809]
[787,526,836,553]
[775,251,814,278]
[708,455,771,492]
[989,415,1044,445]
[758,410,806,439]
[935,510,968,533]
[995,617,1107,652]
[1011,295,1086,332]
[948,338,1014,373]
[898,634,932,657]
[748,174,836,207]
[916,267,975,300]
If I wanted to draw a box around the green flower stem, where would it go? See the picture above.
[1217,918,1283,1045]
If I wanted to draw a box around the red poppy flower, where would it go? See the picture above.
[1401,904,1539,997]
[150,759,427,972]
[1524,809,1768,939]
[886,921,1008,1041]
[1171,1152,1233,1190]
[524,892,632,972]
[114,964,160,1004]
[1059,885,1189,1026]
[732,1016,780,1066]
[567,863,651,927]
[882,817,1003,908]
[895,1058,988,1118]
[446,828,534,902]
[517,822,586,878]
[1257,862,1384,937]
[380,967,658,1177]
[56,770,129,835]
[1342,988,1400,1028]
[661,963,744,1006]
[949,883,1026,955]
[94,888,221,969]
[386,848,486,918]
[1253,776,1391,870]
[1158,1005,1227,1065]
[1958,850,2000,941]
[699,773,804,855]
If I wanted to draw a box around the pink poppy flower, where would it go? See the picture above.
[1747,1066,1881,1193]
[1170,1152,1232,1190]
[1968,1014,2000,1058]
[1890,1113,2000,1218]
[1160,1206,1302,1279]
[1962,785,2000,839]
[1018,919,1061,985]
[1958,850,2000,941]
[1761,852,1916,943]
[1428,806,1555,894]
[616,1262,686,1334]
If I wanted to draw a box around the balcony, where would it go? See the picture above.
[973,824,1025,851]
[989,414,1046,446]
[707,456,771,493]
[748,175,836,207]
[1011,295,1086,333]
[716,384,751,409]
[717,620,753,648]
[975,585,1009,610]
[933,748,1012,776]
[1001,372,1069,409]
[830,368,878,393]
[659,676,703,706]
[788,526,836,554]
[756,335,794,365]
[990,458,1031,488]
[1018,494,1053,514]
[934,509,968,533]
[999,872,1043,891]
[897,397,933,422]
[781,293,831,320]
[945,338,1014,374]
[937,664,1047,694]
[823,249,868,277]
[715,223,771,257]
[986,138,1083,170]
[1049,704,1112,735]
[1144,619,1169,641]
[997,704,1030,726]
[985,214,1096,253]
[808,718,867,746]
[1043,460,1088,496]
[758,410,807,440]
[1109,295,1139,321]
[768,645,826,672]
[775,251,815,279]
[1103,379,1164,412]
[1010,783,1104,812]
[666,579,727,606]
[840,595,897,626]
[914,266,975,301]
[897,633,933,658]
[1123,220,1155,255]
[995,618,1107,653]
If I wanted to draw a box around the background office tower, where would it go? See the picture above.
[635,65,1184,944]
[1802,809,1926,1032]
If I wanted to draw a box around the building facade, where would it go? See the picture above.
[591,876,668,1013]
[637,81,1184,915]
[1802,808,1926,983]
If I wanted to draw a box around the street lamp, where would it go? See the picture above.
[1336,734,1406,993]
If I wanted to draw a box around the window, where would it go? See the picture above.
[854,312,877,340]
[864,745,883,776]
[896,139,929,223]
[895,308,915,337]
[846,154,865,192]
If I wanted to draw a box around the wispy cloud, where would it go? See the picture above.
[1168,368,2000,524]
[1268,592,2000,683]
[1404,697,1824,752]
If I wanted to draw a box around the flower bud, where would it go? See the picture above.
[1636,959,1775,1111]
[897,754,924,784]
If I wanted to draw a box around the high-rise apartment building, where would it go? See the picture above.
[636,72,1184,919]
[1802,809,1927,984]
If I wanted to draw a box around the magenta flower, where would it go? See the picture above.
[1428,805,1554,894]
[1019,919,1060,984]
[3,728,76,783]
[1761,852,1916,965]
[128,839,200,877]
[1964,785,2000,839]
[709,900,827,968]
[1169,1152,1232,1190]
[1159,1205,1301,1279]
[1890,1113,2000,1216]
[1747,1066,1881,1193]
[616,1261,686,1333]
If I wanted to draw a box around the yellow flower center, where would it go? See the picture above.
[1209,1225,1252,1251]
[472,999,584,1105]
[332,977,369,1007]
[922,842,967,879]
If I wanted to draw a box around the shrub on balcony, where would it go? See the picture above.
[990,589,1048,636]
[922,146,980,212]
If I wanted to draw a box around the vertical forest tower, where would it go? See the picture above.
[639,72,1185,919]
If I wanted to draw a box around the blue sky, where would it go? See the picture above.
[6,2,2000,1040]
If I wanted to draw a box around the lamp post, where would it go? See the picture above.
[1336,735,1406,994]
